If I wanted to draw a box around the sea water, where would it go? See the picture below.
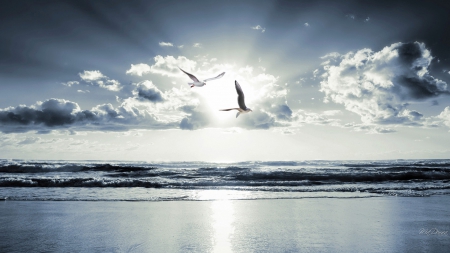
[1,159,449,201]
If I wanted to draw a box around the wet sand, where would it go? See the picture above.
[1,196,449,252]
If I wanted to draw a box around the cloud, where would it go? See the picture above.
[320,52,340,59]
[304,23,310,27]
[96,79,121,91]
[239,110,276,129]
[0,98,176,133]
[348,124,397,134]
[346,14,356,20]
[62,81,79,87]
[133,81,165,103]
[79,70,105,82]
[77,90,90,93]
[126,55,196,77]
[251,25,266,33]
[193,43,202,48]
[179,105,209,130]
[159,42,173,47]
[78,70,122,91]
[435,106,450,128]
[295,110,341,126]
[227,70,294,129]
[18,136,41,145]
[270,104,293,121]
[320,42,449,125]
[126,63,151,76]
[124,56,295,130]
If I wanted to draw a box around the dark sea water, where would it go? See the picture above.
[1,159,449,201]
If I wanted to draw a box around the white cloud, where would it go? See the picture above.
[159,42,173,47]
[320,42,449,125]
[435,106,450,128]
[193,43,202,48]
[98,79,121,92]
[77,90,90,93]
[304,23,310,27]
[126,55,197,77]
[251,25,266,33]
[62,81,79,87]
[126,63,152,76]
[123,55,296,130]
[178,45,184,49]
[78,70,122,91]
[79,70,105,82]
[320,52,340,59]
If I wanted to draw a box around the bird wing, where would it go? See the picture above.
[219,108,240,111]
[179,67,200,82]
[235,81,247,110]
[204,72,225,82]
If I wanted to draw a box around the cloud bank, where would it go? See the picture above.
[0,98,176,133]
[320,42,449,125]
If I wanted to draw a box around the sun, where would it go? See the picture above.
[193,74,238,120]
[194,68,259,118]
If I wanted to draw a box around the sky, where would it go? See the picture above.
[1,0,450,161]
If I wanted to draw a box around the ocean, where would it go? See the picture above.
[1,159,449,201]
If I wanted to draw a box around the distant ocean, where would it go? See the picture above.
[1,159,449,201]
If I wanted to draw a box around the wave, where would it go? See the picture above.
[1,174,449,188]
[1,159,450,192]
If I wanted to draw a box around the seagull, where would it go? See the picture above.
[220,81,253,118]
[179,67,225,88]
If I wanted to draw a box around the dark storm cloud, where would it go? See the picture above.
[0,98,175,133]
[320,41,449,125]
[0,99,82,127]
[136,83,164,103]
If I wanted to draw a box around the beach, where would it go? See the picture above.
[1,196,449,253]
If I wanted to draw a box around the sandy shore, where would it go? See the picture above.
[1,196,449,252]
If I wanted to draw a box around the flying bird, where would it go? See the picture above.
[220,81,253,118]
[179,67,225,88]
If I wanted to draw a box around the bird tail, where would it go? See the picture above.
[219,109,233,111]
[236,112,240,118]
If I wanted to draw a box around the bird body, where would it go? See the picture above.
[220,81,252,118]
[179,67,225,88]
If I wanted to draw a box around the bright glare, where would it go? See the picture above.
[211,200,235,253]
[195,190,252,200]
[194,68,259,121]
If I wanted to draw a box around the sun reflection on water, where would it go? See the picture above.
[211,200,235,253]
[193,190,248,253]
[195,190,252,201]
